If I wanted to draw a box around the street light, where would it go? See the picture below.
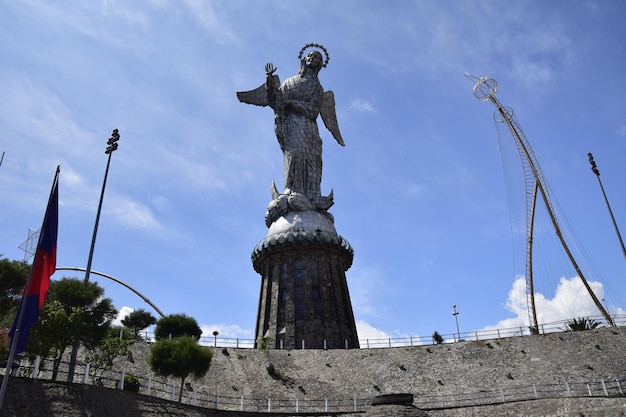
[602,298,612,324]
[84,129,120,282]
[452,304,460,342]
[588,153,626,260]
[69,129,119,383]
[213,331,219,347]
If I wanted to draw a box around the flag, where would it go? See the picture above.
[9,167,59,354]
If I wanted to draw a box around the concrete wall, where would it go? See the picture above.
[190,326,626,403]
[4,326,626,416]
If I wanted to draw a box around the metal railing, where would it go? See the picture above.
[6,356,370,412]
[4,316,624,412]
[414,379,624,409]
[5,353,624,412]
[155,314,626,350]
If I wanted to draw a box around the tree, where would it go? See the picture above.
[27,300,83,379]
[154,313,202,340]
[86,327,134,385]
[0,257,29,325]
[26,277,117,380]
[149,336,212,402]
[565,317,602,332]
[432,331,443,345]
[46,277,117,347]
[121,309,157,338]
[0,329,10,361]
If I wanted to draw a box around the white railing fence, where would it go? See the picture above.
[413,379,625,409]
[3,315,624,412]
[139,314,626,350]
[4,353,624,412]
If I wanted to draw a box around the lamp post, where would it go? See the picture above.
[213,331,219,348]
[588,153,626,261]
[602,298,612,324]
[69,129,119,383]
[452,304,460,342]
[84,129,120,282]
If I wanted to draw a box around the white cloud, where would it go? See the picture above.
[112,305,134,327]
[356,319,390,341]
[182,0,240,44]
[195,320,400,348]
[355,320,416,348]
[106,195,163,232]
[111,311,255,344]
[199,323,254,341]
[483,276,624,332]
[349,265,388,319]
[350,98,377,113]
[0,76,91,156]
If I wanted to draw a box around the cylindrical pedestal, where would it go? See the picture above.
[252,210,358,349]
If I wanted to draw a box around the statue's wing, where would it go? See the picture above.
[320,90,345,146]
[236,75,280,107]
[236,83,268,106]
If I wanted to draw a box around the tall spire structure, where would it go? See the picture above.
[238,44,359,349]
[466,74,615,329]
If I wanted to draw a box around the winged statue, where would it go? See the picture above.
[237,45,344,224]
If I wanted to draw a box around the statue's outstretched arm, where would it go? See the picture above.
[265,63,279,107]
[265,63,277,77]
[236,64,280,107]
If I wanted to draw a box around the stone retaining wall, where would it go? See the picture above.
[3,326,626,416]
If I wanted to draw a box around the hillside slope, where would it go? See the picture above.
[3,327,626,416]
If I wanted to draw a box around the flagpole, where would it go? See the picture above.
[0,166,60,409]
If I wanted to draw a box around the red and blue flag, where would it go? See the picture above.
[9,168,59,354]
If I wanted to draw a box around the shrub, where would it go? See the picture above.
[120,373,141,392]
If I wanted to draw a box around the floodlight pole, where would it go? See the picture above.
[67,130,120,383]
[588,153,626,261]
[84,129,120,283]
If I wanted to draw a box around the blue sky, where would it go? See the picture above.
[1,1,625,342]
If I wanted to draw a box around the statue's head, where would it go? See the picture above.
[305,51,323,70]
[298,43,329,75]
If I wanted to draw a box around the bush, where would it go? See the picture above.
[154,314,201,340]
[564,317,601,332]
[119,373,141,392]
[0,329,10,360]
[149,336,212,402]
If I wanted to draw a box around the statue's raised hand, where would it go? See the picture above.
[265,63,277,76]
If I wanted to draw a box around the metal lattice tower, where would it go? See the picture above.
[18,228,40,262]
[466,74,615,329]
